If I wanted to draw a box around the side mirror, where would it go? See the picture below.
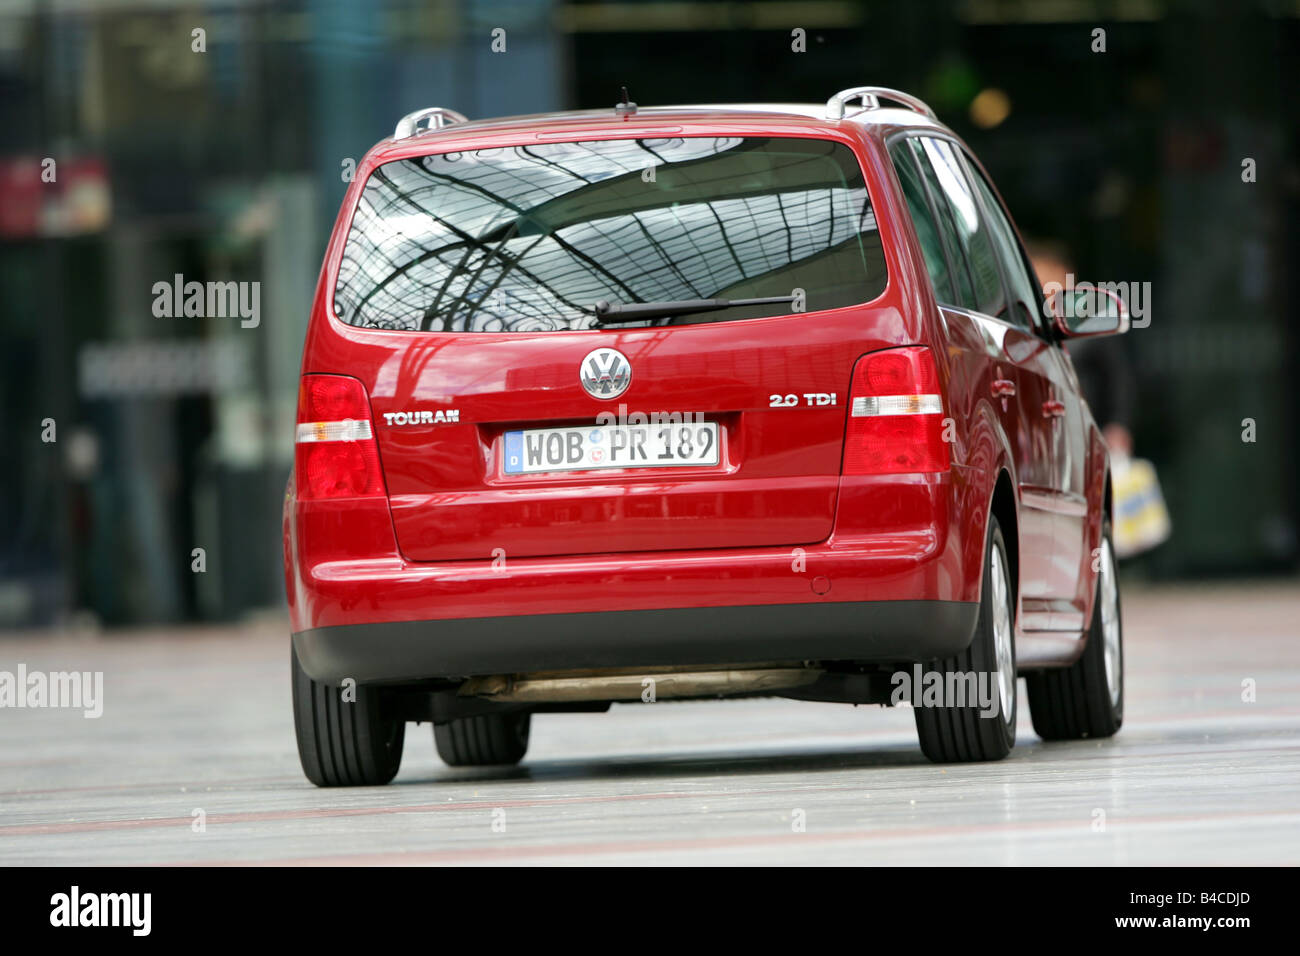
[1044,285,1130,338]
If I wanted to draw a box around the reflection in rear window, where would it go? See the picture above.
[334,136,888,332]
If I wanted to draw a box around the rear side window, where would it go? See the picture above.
[907,139,976,309]
[888,141,955,305]
[334,137,888,332]
[915,138,1005,319]
[963,156,1043,332]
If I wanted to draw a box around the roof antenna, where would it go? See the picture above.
[615,86,637,118]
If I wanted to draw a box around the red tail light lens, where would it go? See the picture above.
[295,374,385,499]
[305,375,367,422]
[843,346,949,475]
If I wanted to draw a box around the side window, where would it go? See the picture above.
[888,141,955,305]
[908,139,977,310]
[962,154,1042,332]
[917,137,1006,319]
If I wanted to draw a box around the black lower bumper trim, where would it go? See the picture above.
[293,600,980,685]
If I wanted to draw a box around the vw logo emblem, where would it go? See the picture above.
[579,348,631,399]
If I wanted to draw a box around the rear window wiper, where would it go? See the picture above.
[592,295,798,325]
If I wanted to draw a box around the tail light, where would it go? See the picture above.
[295,375,385,499]
[843,346,949,475]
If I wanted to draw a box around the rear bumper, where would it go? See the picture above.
[284,468,993,684]
[293,599,979,685]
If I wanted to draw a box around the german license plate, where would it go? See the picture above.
[503,422,720,475]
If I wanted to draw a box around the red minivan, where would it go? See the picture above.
[284,87,1128,785]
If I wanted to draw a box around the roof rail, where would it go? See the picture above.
[393,107,469,139]
[826,87,936,121]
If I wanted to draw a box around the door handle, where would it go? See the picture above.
[991,378,1016,397]
[1042,399,1066,418]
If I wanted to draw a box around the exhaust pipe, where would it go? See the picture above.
[460,665,822,703]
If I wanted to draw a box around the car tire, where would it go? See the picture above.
[914,515,1017,762]
[434,712,531,767]
[1025,518,1124,740]
[291,646,405,786]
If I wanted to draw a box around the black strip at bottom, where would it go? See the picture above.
[293,599,980,685]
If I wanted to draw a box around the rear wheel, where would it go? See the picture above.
[434,712,531,767]
[291,647,405,786]
[914,516,1017,762]
[1025,520,1124,740]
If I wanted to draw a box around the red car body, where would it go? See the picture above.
[283,90,1125,780]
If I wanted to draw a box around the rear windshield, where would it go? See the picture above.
[333,136,888,332]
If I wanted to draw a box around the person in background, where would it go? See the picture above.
[1025,238,1134,456]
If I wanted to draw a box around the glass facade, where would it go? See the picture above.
[0,0,1295,626]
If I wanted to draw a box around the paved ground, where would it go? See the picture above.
[1,583,1297,866]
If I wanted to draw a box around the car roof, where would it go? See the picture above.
[364,103,954,165]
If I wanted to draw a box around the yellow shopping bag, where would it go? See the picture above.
[1110,453,1171,558]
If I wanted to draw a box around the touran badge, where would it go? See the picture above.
[383,409,459,425]
[579,348,631,399]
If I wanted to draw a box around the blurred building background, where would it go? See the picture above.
[0,0,1296,628]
